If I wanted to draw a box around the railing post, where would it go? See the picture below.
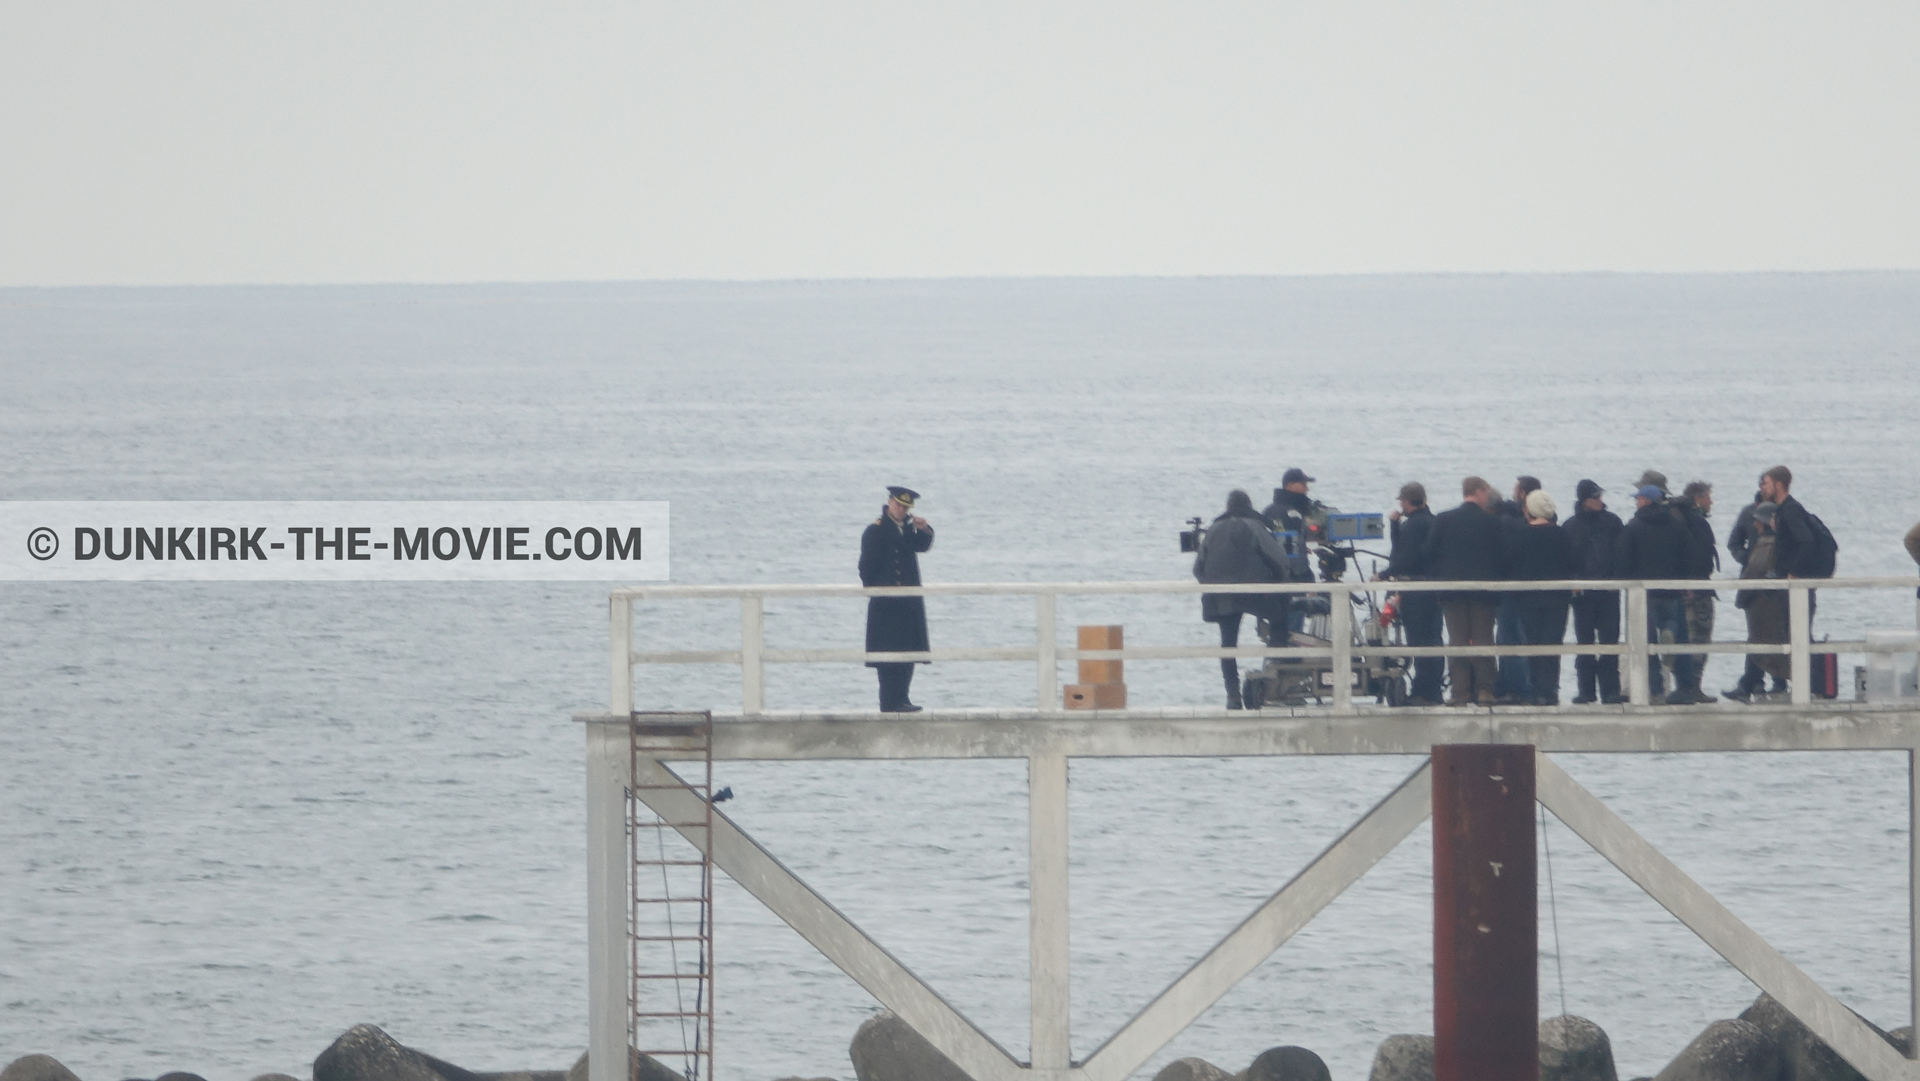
[1330,584,1353,713]
[1625,585,1650,706]
[742,594,765,715]
[610,594,633,714]
[1789,585,1811,706]
[1037,592,1058,712]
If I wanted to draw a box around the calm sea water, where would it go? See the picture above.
[3,275,1919,1081]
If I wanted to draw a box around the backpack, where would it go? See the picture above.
[1803,511,1838,578]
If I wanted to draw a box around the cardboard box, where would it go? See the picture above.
[1077,625,1124,684]
[1064,682,1127,710]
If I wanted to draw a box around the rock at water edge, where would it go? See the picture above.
[1368,1035,1434,1081]
[1652,1019,1782,1081]
[849,1012,971,1081]
[1540,1015,1619,1081]
[1151,1059,1233,1081]
[1739,992,1903,1081]
[565,1050,686,1081]
[1144,1059,1236,1081]
[316,1025,449,1081]
[1244,1047,1331,1081]
[2,1057,83,1081]
[250,1074,305,1081]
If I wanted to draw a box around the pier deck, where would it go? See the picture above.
[585,576,1920,1081]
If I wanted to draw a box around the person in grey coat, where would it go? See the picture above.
[1194,489,1293,709]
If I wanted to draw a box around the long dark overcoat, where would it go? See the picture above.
[860,513,935,664]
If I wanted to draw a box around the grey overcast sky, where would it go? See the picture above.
[3,2,1916,286]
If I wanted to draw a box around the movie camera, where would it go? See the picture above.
[1179,497,1408,707]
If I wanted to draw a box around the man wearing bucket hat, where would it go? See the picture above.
[860,486,935,712]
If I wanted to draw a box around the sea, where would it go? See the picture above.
[3,274,1919,1081]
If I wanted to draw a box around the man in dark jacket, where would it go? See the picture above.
[1561,479,1625,704]
[1385,481,1442,705]
[860,486,935,712]
[1727,480,1765,568]
[1760,465,1829,628]
[1614,484,1704,704]
[1195,489,1293,709]
[1677,481,1721,702]
[1421,476,1509,706]
[1491,476,1542,702]
[1262,467,1321,587]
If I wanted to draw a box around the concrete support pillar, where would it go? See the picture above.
[1029,750,1071,1077]
[587,720,630,1081]
[1433,744,1537,1081]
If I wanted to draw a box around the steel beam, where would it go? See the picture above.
[629,756,1027,1081]
[1535,752,1917,1081]
[1078,761,1432,1081]
[1432,746,1536,1081]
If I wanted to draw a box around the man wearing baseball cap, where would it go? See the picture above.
[1262,467,1320,595]
[859,485,935,712]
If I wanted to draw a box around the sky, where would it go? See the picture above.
[3,2,1917,287]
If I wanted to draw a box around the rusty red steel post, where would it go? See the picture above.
[1432,744,1538,1081]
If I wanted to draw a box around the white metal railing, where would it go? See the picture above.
[608,577,1920,715]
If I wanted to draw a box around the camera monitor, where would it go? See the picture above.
[1325,512,1386,543]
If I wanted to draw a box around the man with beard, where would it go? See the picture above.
[860,486,935,712]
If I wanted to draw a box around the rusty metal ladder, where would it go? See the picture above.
[629,710,716,1081]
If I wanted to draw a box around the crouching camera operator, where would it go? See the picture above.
[1192,489,1295,710]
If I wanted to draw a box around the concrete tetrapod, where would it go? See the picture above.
[1540,1015,1619,1081]
[316,1025,475,1081]
[1,1057,84,1081]
[1243,1047,1331,1081]
[564,1050,685,1081]
[1367,1035,1435,1081]
[1651,1019,1782,1081]
[1737,993,1905,1081]
[848,1012,970,1081]
[1150,1059,1235,1081]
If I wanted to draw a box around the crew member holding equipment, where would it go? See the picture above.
[1193,489,1293,710]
